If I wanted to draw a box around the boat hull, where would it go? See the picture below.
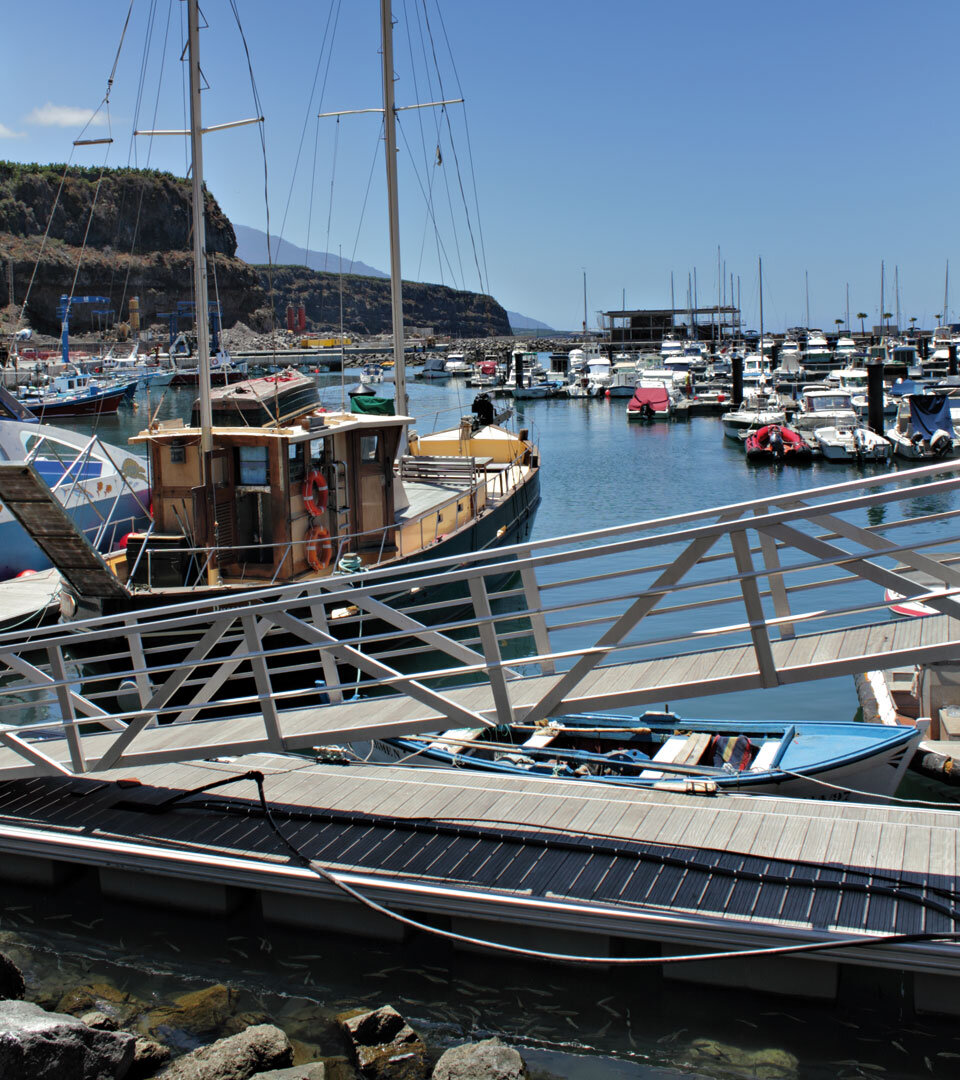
[64,469,541,711]
[361,714,918,802]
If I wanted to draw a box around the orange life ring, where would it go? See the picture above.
[305,525,333,571]
[303,469,328,516]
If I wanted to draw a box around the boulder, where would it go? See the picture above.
[0,950,25,1000]
[0,998,135,1079]
[160,1023,292,1080]
[249,1065,327,1079]
[684,1038,799,1079]
[335,1005,426,1080]
[145,983,238,1038]
[128,1035,171,1079]
[80,1011,119,1032]
[431,1039,528,1080]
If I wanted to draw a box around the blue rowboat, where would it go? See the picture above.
[363,711,920,801]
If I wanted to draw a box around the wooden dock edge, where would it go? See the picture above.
[1,815,960,1016]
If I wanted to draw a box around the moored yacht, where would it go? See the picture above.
[803,330,833,373]
[721,389,786,441]
[793,388,859,436]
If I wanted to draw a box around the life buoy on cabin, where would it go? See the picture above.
[305,525,333,571]
[303,469,328,516]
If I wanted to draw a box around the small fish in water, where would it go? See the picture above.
[165,941,181,953]
[564,1017,578,1031]
[258,938,272,953]
[524,987,553,998]
[276,960,308,970]
[735,1019,758,1029]
[74,919,103,930]
[597,995,615,1006]
[231,948,248,959]
[599,1003,621,1018]
[227,935,245,942]
[298,955,325,960]
[44,913,73,921]
[891,1042,908,1055]
[657,1029,687,1045]
[938,1052,960,1059]
[594,1020,612,1038]
[420,973,447,985]
[924,1057,934,1073]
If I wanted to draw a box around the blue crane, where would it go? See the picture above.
[57,294,113,366]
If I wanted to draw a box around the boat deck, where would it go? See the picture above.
[1,753,958,1003]
[0,569,62,631]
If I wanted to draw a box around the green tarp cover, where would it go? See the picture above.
[350,394,395,415]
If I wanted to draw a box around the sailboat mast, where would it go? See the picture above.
[880,260,885,338]
[186,0,219,587]
[758,257,764,357]
[582,270,587,335]
[187,0,213,454]
[380,0,407,418]
[805,270,810,329]
[945,260,950,325]
[895,265,900,333]
[846,282,850,333]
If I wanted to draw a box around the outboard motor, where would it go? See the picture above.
[768,425,784,458]
[931,429,953,457]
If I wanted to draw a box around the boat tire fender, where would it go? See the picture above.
[306,525,333,571]
[303,469,329,516]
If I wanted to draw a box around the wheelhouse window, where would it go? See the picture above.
[288,441,305,483]
[238,445,269,486]
[360,434,379,462]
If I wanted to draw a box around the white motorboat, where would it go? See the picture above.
[793,388,859,436]
[834,335,859,364]
[814,425,892,463]
[443,352,471,374]
[721,390,786,441]
[803,329,834,372]
[606,361,639,398]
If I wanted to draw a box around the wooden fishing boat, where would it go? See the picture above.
[361,711,920,801]
[745,423,813,463]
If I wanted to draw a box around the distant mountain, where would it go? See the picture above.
[507,309,553,332]
[233,224,388,279]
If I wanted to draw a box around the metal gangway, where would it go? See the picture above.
[2,460,960,778]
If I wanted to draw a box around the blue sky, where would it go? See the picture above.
[2,0,958,331]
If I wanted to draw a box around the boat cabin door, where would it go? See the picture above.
[353,431,391,554]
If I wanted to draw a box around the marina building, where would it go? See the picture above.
[601,305,741,349]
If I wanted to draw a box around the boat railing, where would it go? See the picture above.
[6,458,960,775]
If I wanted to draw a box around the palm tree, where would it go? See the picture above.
[834,318,844,336]
[856,312,868,335]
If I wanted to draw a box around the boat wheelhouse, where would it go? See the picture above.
[794,389,859,434]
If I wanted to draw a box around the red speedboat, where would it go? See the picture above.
[745,423,813,463]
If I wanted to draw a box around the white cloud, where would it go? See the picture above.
[0,122,25,138]
[24,102,107,128]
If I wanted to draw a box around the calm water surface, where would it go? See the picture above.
[18,368,959,1079]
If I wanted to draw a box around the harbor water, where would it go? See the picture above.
[8,368,960,1078]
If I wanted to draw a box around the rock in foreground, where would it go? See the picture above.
[336,1005,426,1079]
[159,1022,292,1080]
[432,1038,529,1080]
[0,998,135,1080]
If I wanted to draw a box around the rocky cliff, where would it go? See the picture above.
[0,162,270,335]
[261,265,511,338]
[0,162,508,339]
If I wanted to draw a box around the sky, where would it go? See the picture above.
[2,0,959,332]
